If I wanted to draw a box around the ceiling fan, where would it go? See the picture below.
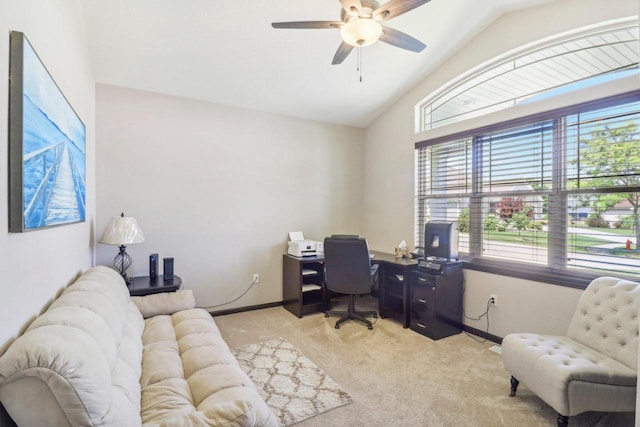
[272,0,432,65]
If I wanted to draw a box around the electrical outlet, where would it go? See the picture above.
[489,294,497,307]
[253,273,260,284]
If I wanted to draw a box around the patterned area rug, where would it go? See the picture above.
[232,337,353,426]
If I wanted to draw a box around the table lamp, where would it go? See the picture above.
[99,212,145,285]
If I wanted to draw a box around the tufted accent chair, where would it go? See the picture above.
[502,276,640,426]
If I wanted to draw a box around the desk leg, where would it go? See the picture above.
[323,282,329,312]
[402,275,410,328]
[378,272,386,319]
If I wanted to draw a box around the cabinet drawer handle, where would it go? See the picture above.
[418,277,427,282]
[416,322,427,329]
[418,298,428,303]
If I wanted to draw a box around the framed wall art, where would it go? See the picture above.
[8,31,86,232]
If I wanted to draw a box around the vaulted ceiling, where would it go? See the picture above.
[81,0,558,128]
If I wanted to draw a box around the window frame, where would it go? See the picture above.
[415,90,640,290]
[415,21,639,132]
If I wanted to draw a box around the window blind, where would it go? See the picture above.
[475,122,554,264]
[414,91,640,281]
[564,103,640,274]
[415,138,471,250]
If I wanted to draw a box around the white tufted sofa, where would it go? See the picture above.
[0,266,278,426]
[502,276,640,426]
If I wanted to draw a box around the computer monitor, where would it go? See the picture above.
[424,221,459,261]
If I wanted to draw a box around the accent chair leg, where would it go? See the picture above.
[557,414,568,427]
[509,376,519,397]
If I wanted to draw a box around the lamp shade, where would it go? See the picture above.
[340,18,382,47]
[99,214,145,245]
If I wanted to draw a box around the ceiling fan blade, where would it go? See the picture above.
[379,26,426,53]
[373,0,432,22]
[339,0,363,16]
[271,21,342,30]
[332,41,354,65]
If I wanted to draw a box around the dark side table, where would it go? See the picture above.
[128,275,182,296]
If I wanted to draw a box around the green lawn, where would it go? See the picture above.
[483,229,612,253]
[570,224,635,236]
[609,248,640,258]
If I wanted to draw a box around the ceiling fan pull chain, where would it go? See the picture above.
[358,46,363,82]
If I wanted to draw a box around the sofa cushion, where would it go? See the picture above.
[140,308,278,426]
[132,289,196,318]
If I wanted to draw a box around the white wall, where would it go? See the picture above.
[95,84,364,310]
[0,0,95,352]
[363,0,639,338]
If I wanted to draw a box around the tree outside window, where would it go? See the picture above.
[574,122,640,251]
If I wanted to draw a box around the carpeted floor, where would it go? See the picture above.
[214,296,635,427]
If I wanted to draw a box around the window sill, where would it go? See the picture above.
[460,257,636,290]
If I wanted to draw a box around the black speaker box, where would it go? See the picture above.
[163,257,174,280]
[149,253,158,279]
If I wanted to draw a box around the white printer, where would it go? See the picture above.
[288,231,324,257]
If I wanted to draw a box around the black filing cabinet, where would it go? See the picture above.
[410,262,463,340]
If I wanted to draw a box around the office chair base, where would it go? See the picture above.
[325,295,377,330]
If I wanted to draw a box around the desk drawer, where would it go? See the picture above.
[412,270,438,286]
[410,283,435,310]
[410,286,435,333]
[410,318,436,338]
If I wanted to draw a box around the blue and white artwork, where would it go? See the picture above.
[19,35,86,230]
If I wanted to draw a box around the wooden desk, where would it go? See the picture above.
[371,251,418,328]
[281,250,419,327]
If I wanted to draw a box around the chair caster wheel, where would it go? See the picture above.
[324,313,329,317]
[335,325,340,329]
[368,325,373,330]
[373,314,378,319]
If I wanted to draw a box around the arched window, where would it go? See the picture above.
[416,20,639,132]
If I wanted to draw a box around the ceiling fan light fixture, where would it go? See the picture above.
[340,18,382,47]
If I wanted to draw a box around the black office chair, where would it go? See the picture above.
[324,235,378,330]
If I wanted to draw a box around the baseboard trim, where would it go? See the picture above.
[462,324,503,344]
[208,301,283,317]
[206,301,504,345]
